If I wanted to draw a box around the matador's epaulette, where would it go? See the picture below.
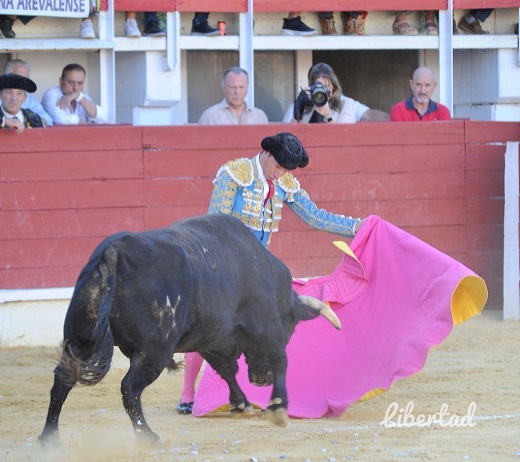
[214,158,254,186]
[277,172,301,194]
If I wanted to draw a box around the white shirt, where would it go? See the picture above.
[23,93,53,126]
[41,85,106,125]
[2,108,24,120]
[255,154,270,202]
[283,95,369,123]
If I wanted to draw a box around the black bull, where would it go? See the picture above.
[39,214,341,443]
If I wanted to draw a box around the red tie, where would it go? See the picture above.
[264,179,274,205]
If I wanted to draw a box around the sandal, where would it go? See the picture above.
[425,20,439,35]
[392,20,418,35]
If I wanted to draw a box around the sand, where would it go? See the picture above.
[1,309,519,461]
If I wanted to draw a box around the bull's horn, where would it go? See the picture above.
[299,295,342,330]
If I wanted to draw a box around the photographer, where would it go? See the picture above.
[283,62,389,124]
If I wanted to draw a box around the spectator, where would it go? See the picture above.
[0,15,35,38]
[143,12,166,36]
[124,12,142,37]
[79,14,97,39]
[458,9,494,35]
[198,67,268,125]
[282,12,317,36]
[0,73,44,133]
[390,66,451,121]
[42,63,106,125]
[283,62,390,124]
[192,13,219,36]
[393,11,440,35]
[318,11,368,35]
[176,132,364,415]
[3,59,53,126]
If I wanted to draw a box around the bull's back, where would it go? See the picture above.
[172,214,292,288]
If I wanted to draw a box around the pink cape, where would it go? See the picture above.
[192,215,488,418]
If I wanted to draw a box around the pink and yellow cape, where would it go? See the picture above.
[192,215,488,418]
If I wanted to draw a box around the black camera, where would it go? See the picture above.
[293,83,332,122]
[309,82,331,107]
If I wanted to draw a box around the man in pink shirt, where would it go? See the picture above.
[390,67,451,121]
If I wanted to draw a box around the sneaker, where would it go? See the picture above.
[343,13,365,35]
[319,17,337,35]
[0,15,16,38]
[281,16,317,36]
[80,19,96,39]
[176,401,194,415]
[191,20,219,36]
[143,21,166,37]
[458,15,489,35]
[124,18,142,38]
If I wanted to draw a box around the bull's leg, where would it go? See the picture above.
[120,357,164,443]
[39,363,76,445]
[204,354,253,414]
[266,351,289,428]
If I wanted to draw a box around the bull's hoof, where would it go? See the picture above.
[135,429,160,446]
[230,402,253,414]
[266,407,289,428]
[38,429,60,447]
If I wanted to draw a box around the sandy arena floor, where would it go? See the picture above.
[0,310,519,461]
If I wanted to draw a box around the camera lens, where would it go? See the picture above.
[311,84,329,107]
[312,90,328,107]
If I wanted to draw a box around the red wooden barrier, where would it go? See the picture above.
[113,0,176,12]
[1,121,518,310]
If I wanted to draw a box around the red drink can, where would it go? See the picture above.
[218,21,226,35]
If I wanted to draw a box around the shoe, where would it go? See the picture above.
[458,15,489,35]
[143,21,166,37]
[176,401,194,415]
[319,16,337,35]
[453,18,459,35]
[80,19,96,39]
[0,15,16,38]
[343,13,365,35]
[191,20,219,36]
[425,20,438,36]
[392,20,418,35]
[281,16,317,36]
[124,18,142,38]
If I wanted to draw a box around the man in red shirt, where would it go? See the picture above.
[390,67,451,121]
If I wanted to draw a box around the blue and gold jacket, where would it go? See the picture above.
[208,156,360,247]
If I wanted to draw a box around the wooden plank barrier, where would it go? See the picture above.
[1,121,518,310]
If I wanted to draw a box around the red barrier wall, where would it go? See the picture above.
[1,121,519,309]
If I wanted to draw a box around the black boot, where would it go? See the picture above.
[0,16,16,39]
[191,12,219,36]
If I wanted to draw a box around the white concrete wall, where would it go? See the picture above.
[0,300,68,347]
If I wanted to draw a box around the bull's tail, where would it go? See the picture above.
[58,247,118,387]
